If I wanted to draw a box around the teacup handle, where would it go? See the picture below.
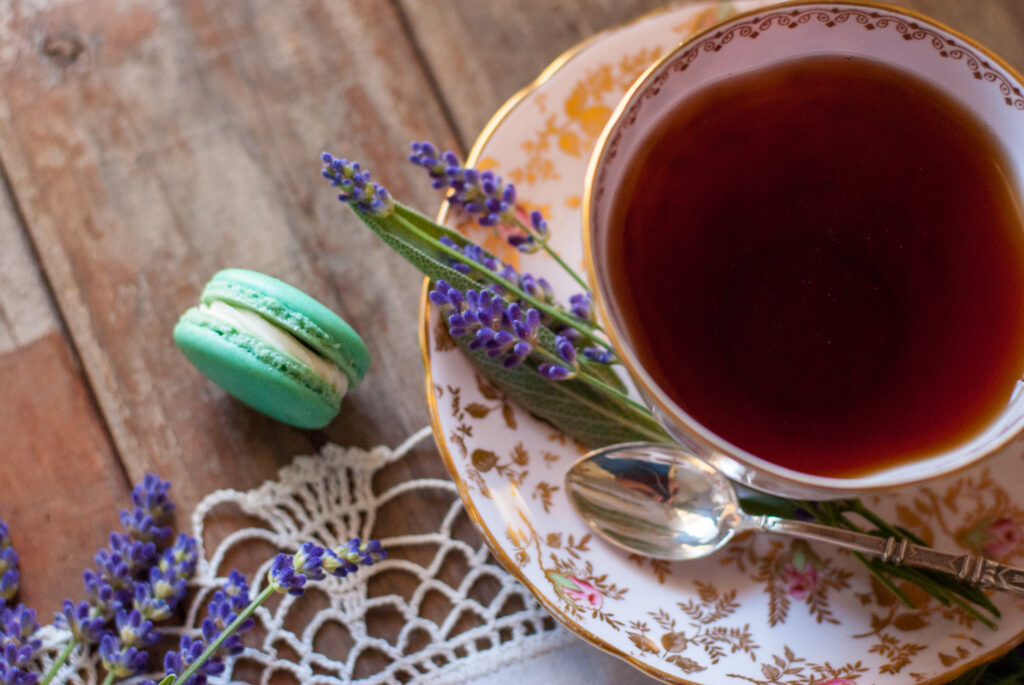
[757,515,1024,595]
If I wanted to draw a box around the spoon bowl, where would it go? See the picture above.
[565,442,1024,597]
[565,442,746,561]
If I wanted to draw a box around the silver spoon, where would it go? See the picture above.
[565,442,1024,594]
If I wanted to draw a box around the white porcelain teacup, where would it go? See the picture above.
[584,1,1024,499]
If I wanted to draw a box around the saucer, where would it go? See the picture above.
[420,2,1024,682]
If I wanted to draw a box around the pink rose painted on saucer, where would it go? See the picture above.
[547,571,604,609]
[984,517,1023,559]
[783,561,818,600]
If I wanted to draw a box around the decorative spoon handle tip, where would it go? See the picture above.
[759,516,1024,594]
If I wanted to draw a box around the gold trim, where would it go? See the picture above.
[419,2,1024,683]
[583,0,1024,497]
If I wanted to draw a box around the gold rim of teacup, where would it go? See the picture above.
[583,0,1024,497]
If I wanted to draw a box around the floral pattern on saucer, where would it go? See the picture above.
[422,2,1024,683]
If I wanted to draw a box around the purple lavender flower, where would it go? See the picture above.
[321,153,394,217]
[430,281,540,369]
[538,363,573,380]
[0,659,37,685]
[0,520,16,604]
[159,533,199,580]
[99,633,150,678]
[162,572,255,685]
[0,604,40,685]
[0,569,16,603]
[113,609,158,649]
[0,642,37,681]
[93,548,131,593]
[98,609,158,677]
[508,209,553,254]
[323,538,386,577]
[267,553,308,596]
[120,508,171,545]
[520,273,554,304]
[56,600,107,644]
[409,142,517,227]
[321,549,358,578]
[131,474,174,520]
[132,581,173,622]
[408,142,460,190]
[121,474,174,544]
[164,634,224,685]
[555,335,577,365]
[83,570,121,618]
[569,293,594,322]
[221,570,250,613]
[147,566,188,610]
[341,538,387,566]
[109,533,158,576]
[292,542,326,582]
[583,347,615,364]
[529,210,550,239]
[203,586,253,656]
[2,606,39,644]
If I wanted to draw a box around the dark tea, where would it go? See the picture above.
[609,56,1024,478]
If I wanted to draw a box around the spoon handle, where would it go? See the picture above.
[759,515,1024,594]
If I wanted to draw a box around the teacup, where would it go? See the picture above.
[584,1,1024,499]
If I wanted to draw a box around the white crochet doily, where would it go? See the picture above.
[32,427,574,683]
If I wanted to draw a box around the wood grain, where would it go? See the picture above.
[397,0,672,150]
[1,0,1023,672]
[0,136,129,616]
[0,0,458,520]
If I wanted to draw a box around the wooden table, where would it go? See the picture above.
[3,0,1024,677]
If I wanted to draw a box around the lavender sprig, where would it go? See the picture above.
[0,518,39,685]
[43,476,198,685]
[322,152,607,349]
[98,609,157,679]
[426,278,645,427]
[160,539,385,685]
[321,153,394,217]
[322,151,670,446]
[433,234,614,360]
[409,142,589,290]
[429,282,538,370]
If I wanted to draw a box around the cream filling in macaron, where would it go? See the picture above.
[200,300,349,396]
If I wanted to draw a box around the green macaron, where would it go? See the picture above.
[174,269,370,429]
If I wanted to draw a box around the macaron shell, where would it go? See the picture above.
[174,308,341,429]
[200,269,370,387]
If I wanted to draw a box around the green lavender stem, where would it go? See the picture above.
[511,215,590,292]
[165,585,275,685]
[797,500,998,628]
[39,639,77,685]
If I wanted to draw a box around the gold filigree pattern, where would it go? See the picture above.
[727,645,869,684]
[423,2,1024,683]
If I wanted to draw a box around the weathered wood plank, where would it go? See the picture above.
[402,0,1024,153]
[396,0,672,150]
[0,329,128,616]
[0,0,459,524]
[0,177,58,354]
[0,160,130,615]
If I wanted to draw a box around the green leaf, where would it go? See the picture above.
[580,358,627,394]
[158,676,176,685]
[352,204,656,447]
[456,336,669,448]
